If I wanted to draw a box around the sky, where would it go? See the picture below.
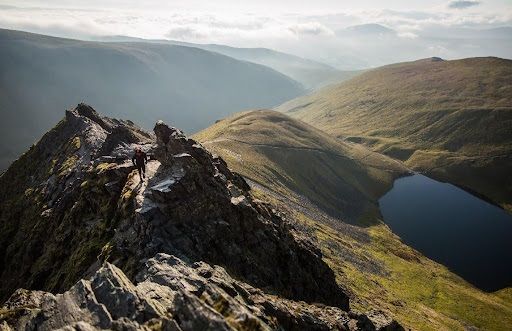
[1,0,511,68]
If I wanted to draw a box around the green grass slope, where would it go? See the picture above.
[277,57,512,212]
[194,110,408,225]
[293,206,512,331]
[196,111,512,330]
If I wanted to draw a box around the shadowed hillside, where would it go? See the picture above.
[194,110,408,225]
[94,36,363,90]
[174,43,363,90]
[278,57,512,212]
[0,29,304,170]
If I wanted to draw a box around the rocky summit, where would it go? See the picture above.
[0,104,402,330]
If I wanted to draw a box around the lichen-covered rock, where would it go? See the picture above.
[0,104,135,301]
[1,254,403,331]
[0,103,160,301]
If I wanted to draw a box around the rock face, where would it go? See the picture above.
[113,120,347,309]
[0,104,402,330]
[0,103,153,301]
[1,254,402,331]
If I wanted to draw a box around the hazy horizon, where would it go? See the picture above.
[1,0,511,69]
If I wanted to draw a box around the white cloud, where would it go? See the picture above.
[428,44,450,55]
[166,26,210,40]
[0,7,111,38]
[397,31,418,39]
[448,1,481,10]
[0,3,510,68]
[288,22,334,36]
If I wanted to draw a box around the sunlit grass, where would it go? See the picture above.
[277,57,512,212]
[194,109,407,225]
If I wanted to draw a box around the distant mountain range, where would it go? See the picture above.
[278,56,512,213]
[327,23,512,69]
[93,35,362,90]
[0,29,304,170]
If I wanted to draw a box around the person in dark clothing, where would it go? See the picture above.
[132,147,148,180]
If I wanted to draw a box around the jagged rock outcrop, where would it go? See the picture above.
[111,119,347,309]
[0,104,403,330]
[1,254,402,331]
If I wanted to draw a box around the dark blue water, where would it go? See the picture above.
[379,174,512,292]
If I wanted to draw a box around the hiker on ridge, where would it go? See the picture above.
[132,147,148,181]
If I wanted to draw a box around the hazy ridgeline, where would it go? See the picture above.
[0,29,304,170]
[93,35,362,90]
[158,41,362,90]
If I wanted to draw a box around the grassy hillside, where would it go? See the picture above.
[196,111,512,330]
[277,57,512,212]
[194,110,408,225]
[0,29,303,170]
[274,192,512,331]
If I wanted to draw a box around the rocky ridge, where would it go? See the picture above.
[0,104,402,330]
[1,254,402,331]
